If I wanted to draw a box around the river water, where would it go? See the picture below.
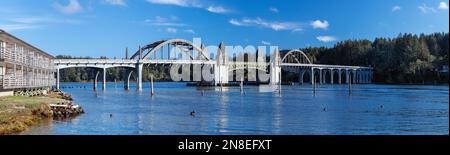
[22,82,448,135]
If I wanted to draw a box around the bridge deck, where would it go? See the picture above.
[53,59,372,70]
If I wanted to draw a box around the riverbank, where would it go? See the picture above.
[0,91,80,135]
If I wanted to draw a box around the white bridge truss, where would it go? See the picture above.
[53,39,373,91]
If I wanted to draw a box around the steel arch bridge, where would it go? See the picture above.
[129,39,210,61]
[53,39,373,91]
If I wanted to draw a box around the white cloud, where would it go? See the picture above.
[146,0,202,8]
[0,24,38,31]
[229,18,301,31]
[53,0,83,14]
[146,0,231,14]
[144,16,195,34]
[229,19,245,26]
[103,0,127,6]
[269,7,279,13]
[439,2,449,10]
[316,36,336,42]
[0,16,81,32]
[10,16,81,25]
[311,20,329,29]
[292,28,303,32]
[144,16,186,27]
[10,17,50,24]
[392,5,401,12]
[418,4,437,13]
[166,27,177,33]
[207,6,230,14]
[261,41,271,45]
[184,29,195,34]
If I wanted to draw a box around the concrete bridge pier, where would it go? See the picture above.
[366,70,370,83]
[270,48,281,85]
[338,69,342,84]
[94,71,100,90]
[214,42,229,86]
[364,70,367,83]
[299,68,304,85]
[363,70,367,83]
[362,70,365,83]
[214,64,229,86]
[360,70,364,84]
[358,71,361,84]
[330,69,334,84]
[102,67,106,90]
[311,67,315,85]
[136,62,143,91]
[56,68,60,90]
[124,70,133,90]
[270,65,281,85]
[319,68,323,85]
[345,69,350,84]
[363,70,366,83]
[365,71,368,83]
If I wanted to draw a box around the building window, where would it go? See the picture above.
[0,40,4,54]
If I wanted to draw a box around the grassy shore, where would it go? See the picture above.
[0,94,66,135]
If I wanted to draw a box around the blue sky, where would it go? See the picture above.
[0,0,448,58]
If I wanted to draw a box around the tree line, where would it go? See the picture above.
[56,32,448,84]
[300,32,448,84]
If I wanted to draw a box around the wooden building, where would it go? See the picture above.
[0,29,55,96]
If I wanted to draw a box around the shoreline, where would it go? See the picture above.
[58,81,449,86]
[0,90,82,135]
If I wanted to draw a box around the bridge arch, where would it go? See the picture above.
[301,69,312,83]
[279,50,314,83]
[280,49,312,64]
[131,39,210,61]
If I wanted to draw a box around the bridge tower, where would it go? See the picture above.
[270,48,281,85]
[125,47,129,59]
[136,46,143,91]
[214,42,229,86]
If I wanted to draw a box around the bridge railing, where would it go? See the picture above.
[280,63,373,70]
[54,59,216,65]
[53,59,137,64]
[53,58,373,70]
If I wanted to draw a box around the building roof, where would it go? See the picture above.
[0,29,54,58]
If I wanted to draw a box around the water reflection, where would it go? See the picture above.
[271,93,283,134]
[216,92,229,133]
